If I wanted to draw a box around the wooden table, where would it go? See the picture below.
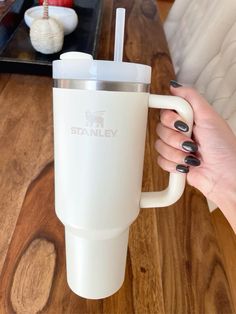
[0,0,235,313]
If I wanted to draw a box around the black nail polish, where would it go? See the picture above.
[184,155,201,166]
[182,141,198,153]
[170,80,182,88]
[176,164,189,173]
[174,120,189,132]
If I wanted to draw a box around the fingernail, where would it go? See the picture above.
[184,155,201,166]
[174,120,189,132]
[182,141,198,153]
[170,80,182,88]
[176,164,189,173]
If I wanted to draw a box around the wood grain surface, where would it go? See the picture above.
[0,0,235,313]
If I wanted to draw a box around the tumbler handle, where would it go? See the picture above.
[140,95,193,208]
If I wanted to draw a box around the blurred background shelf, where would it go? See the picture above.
[0,0,102,76]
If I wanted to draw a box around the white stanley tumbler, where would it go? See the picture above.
[52,52,193,299]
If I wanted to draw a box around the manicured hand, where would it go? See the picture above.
[155,81,236,232]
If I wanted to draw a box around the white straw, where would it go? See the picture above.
[114,8,126,62]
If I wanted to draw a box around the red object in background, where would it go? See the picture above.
[38,0,73,8]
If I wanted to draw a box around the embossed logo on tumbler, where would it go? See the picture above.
[71,110,118,138]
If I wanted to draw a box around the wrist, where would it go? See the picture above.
[214,182,236,233]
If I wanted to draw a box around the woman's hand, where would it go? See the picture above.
[155,81,236,232]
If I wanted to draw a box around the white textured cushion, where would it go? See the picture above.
[164,0,236,85]
[196,22,236,134]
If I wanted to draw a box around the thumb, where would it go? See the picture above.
[170,83,216,124]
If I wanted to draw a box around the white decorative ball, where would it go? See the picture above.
[30,17,64,54]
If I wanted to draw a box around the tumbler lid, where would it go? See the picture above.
[53,51,151,84]
[65,227,129,299]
